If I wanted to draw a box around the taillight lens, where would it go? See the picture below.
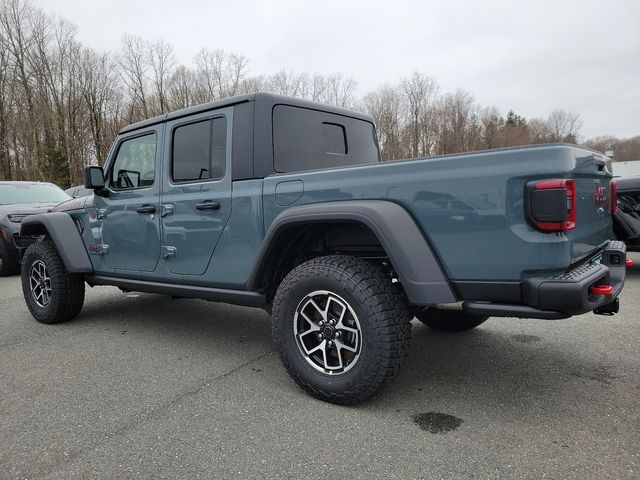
[610,180,617,216]
[526,179,577,232]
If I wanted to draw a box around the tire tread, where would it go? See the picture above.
[272,255,411,405]
[21,239,85,324]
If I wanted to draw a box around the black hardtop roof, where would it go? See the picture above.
[120,92,375,134]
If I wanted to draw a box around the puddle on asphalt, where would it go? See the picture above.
[411,412,463,434]
[512,334,541,343]
[571,365,617,384]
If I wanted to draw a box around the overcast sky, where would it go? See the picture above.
[31,0,640,139]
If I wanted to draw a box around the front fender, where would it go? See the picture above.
[21,212,93,273]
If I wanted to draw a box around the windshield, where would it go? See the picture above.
[0,183,71,205]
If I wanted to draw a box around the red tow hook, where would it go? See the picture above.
[626,258,634,267]
[589,285,613,296]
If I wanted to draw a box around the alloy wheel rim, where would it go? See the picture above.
[29,260,52,307]
[293,290,362,375]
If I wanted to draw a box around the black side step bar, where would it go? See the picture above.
[86,275,266,308]
[462,302,569,320]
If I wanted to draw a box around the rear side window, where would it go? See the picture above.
[273,105,379,173]
[172,117,227,182]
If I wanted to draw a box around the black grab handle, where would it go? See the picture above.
[136,205,156,214]
[195,201,221,211]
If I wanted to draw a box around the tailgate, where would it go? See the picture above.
[567,153,613,263]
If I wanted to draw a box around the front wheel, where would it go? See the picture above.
[21,239,85,324]
[272,255,412,405]
[415,308,488,332]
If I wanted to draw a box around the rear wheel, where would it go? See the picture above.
[21,239,85,324]
[415,308,488,332]
[272,255,412,405]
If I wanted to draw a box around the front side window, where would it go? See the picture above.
[172,117,227,183]
[110,133,157,190]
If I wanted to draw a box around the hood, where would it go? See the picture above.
[0,203,58,215]
[0,203,58,228]
[50,195,92,212]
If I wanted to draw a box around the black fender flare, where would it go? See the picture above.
[248,200,457,305]
[20,212,93,273]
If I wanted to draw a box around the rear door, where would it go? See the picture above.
[160,108,233,276]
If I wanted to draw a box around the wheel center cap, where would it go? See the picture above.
[322,325,335,338]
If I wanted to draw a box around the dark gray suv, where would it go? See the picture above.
[0,181,70,276]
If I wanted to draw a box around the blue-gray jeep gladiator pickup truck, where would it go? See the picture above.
[18,93,626,404]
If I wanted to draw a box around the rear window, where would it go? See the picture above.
[273,105,379,173]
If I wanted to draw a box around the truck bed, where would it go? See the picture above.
[261,144,613,282]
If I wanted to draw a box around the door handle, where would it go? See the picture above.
[136,204,156,214]
[195,201,221,211]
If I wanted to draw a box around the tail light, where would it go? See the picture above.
[589,284,613,296]
[526,179,576,232]
[610,180,617,215]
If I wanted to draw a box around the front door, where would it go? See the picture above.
[95,128,162,272]
[160,108,233,276]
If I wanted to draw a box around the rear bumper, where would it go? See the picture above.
[522,240,626,315]
[461,240,626,319]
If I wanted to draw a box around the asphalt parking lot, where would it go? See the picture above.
[1,257,639,480]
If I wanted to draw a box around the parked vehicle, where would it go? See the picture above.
[65,185,94,198]
[612,175,640,251]
[0,182,70,276]
[17,93,626,404]
[611,160,640,177]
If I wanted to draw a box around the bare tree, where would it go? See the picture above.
[435,89,476,154]
[584,135,640,161]
[147,39,175,114]
[400,72,438,157]
[362,86,405,160]
[80,48,120,165]
[325,73,357,108]
[547,109,583,143]
[168,65,197,109]
[226,52,249,96]
[0,20,12,179]
[194,48,249,100]
[527,117,553,144]
[119,34,150,121]
[0,0,42,179]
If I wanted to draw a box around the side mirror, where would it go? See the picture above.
[84,166,105,189]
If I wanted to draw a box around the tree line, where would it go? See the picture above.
[0,0,637,188]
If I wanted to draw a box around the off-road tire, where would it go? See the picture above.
[415,308,488,332]
[0,241,18,276]
[21,239,85,324]
[272,255,412,405]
